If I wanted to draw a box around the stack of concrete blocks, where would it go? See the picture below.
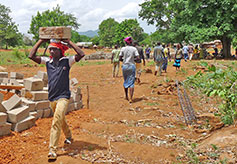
[0,72,24,85]
[67,78,83,114]
[22,75,51,120]
[0,70,83,136]
[1,93,35,133]
[0,72,9,84]
[0,72,24,97]
[0,92,12,136]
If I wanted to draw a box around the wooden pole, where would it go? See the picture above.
[87,85,89,109]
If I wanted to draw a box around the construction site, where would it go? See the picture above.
[0,46,236,163]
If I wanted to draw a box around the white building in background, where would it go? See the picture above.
[76,42,93,48]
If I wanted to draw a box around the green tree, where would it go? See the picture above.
[171,0,237,58]
[0,4,22,49]
[139,0,237,58]
[139,33,151,46]
[114,19,144,46]
[79,35,91,42]
[98,18,119,47]
[71,30,80,43]
[29,5,80,40]
[91,36,100,46]
[139,0,173,30]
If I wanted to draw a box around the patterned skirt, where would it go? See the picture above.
[122,64,136,88]
[173,58,181,68]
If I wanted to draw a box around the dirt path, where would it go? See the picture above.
[0,58,236,164]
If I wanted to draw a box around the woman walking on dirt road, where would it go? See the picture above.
[29,39,85,160]
[119,37,139,103]
[173,43,183,71]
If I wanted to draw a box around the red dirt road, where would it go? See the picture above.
[0,50,236,163]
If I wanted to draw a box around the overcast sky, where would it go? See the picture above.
[0,0,157,35]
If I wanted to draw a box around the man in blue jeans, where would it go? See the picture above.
[182,44,189,61]
[153,42,165,76]
[29,38,85,160]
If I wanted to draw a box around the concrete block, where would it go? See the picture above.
[42,108,51,118]
[0,103,7,113]
[74,101,83,110]
[70,78,78,86]
[2,78,9,84]
[29,111,38,120]
[71,92,82,102]
[9,79,20,85]
[0,122,11,136]
[0,78,4,83]
[24,77,44,91]
[37,71,48,87]
[37,109,44,119]
[0,72,8,78]
[37,71,48,80]
[0,92,3,102]
[2,94,21,111]
[49,108,53,117]
[12,116,35,132]
[72,87,81,95]
[24,91,48,101]
[16,79,24,84]
[43,87,48,91]
[0,112,7,124]
[7,106,29,123]
[39,26,71,39]
[21,98,36,112]
[21,88,26,97]
[10,72,24,79]
[35,100,50,110]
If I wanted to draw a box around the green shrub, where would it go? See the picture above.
[185,62,237,125]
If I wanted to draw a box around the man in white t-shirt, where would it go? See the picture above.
[183,45,189,61]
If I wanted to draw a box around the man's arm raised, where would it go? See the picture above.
[29,39,48,64]
[64,40,85,62]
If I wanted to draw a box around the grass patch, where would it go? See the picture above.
[76,60,109,66]
[147,60,155,66]
[0,50,32,65]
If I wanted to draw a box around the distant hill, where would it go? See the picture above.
[79,30,99,38]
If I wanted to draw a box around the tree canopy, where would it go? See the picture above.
[139,0,172,30]
[139,0,237,58]
[98,18,119,47]
[29,5,80,40]
[0,4,22,49]
[97,18,145,47]
[114,19,144,46]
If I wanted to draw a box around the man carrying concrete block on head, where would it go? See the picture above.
[28,26,85,160]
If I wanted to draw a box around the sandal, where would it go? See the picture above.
[48,152,57,160]
[64,138,73,145]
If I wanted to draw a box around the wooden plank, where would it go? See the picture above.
[0,85,24,90]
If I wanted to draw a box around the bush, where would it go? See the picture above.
[185,62,237,125]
